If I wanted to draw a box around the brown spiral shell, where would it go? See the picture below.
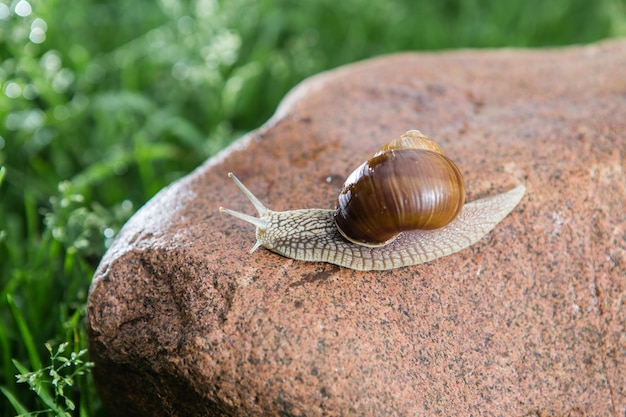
[333,131,465,247]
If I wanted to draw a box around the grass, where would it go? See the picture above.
[1,0,624,415]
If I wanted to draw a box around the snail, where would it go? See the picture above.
[219,130,525,271]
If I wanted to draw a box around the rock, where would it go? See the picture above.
[87,39,626,417]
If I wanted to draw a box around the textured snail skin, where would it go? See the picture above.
[219,173,525,271]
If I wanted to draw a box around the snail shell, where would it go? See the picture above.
[219,130,525,271]
[334,131,465,247]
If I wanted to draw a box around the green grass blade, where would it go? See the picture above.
[0,326,14,391]
[0,166,5,187]
[6,294,42,371]
[0,385,30,415]
[23,191,39,246]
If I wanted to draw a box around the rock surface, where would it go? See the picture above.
[88,40,626,417]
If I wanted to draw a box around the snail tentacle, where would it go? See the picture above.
[219,172,269,253]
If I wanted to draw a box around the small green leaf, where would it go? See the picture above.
[64,396,76,410]
[12,359,57,411]
[56,342,69,356]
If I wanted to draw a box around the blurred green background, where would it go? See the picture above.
[1,0,624,415]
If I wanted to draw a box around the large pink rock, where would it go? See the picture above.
[88,40,626,417]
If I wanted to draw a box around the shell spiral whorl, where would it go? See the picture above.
[334,131,465,247]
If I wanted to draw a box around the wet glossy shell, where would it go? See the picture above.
[333,137,465,247]
[376,130,445,155]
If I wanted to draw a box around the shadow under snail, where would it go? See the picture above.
[219,130,525,271]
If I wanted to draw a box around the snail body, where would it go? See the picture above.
[219,130,525,271]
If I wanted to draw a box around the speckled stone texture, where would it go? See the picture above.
[88,40,626,417]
